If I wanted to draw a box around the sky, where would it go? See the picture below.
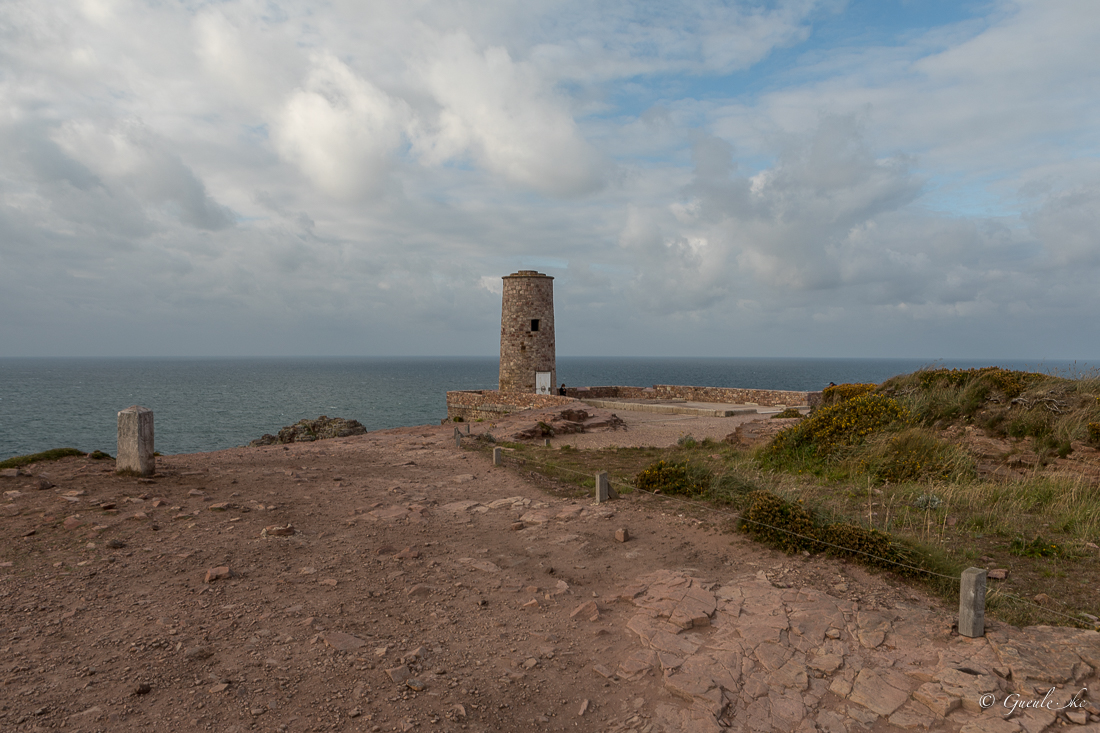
[1,0,1098,360]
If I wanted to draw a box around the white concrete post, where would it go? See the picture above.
[493,447,502,466]
[117,405,155,476]
[959,567,987,638]
[454,427,462,447]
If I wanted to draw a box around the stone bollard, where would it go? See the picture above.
[454,427,461,448]
[958,567,987,638]
[493,447,502,466]
[117,405,155,476]
[543,438,551,447]
[465,424,471,434]
[596,472,610,503]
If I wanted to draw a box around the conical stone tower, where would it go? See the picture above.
[498,271,556,394]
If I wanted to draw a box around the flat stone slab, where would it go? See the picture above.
[986,627,1100,683]
[602,569,1100,733]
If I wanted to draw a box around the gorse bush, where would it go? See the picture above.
[768,394,909,458]
[635,459,711,497]
[738,491,921,573]
[821,383,877,407]
[916,366,1046,398]
[772,408,804,419]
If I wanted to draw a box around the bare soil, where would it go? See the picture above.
[0,410,940,733]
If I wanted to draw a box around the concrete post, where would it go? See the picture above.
[596,472,609,503]
[959,567,987,638]
[454,427,461,448]
[493,447,502,466]
[465,424,471,434]
[543,438,551,447]
[117,405,155,476]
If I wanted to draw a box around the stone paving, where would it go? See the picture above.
[605,569,1100,733]
[372,490,1100,733]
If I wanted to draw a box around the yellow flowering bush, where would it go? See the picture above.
[768,393,909,457]
[917,366,1045,398]
[1089,422,1100,445]
[821,383,877,407]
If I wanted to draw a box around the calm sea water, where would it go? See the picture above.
[0,356,1090,459]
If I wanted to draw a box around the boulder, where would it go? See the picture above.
[250,416,367,446]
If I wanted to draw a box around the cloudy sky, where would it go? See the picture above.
[2,0,1098,359]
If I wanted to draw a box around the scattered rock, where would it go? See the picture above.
[37,478,55,490]
[62,516,83,531]
[385,665,411,684]
[323,631,366,652]
[570,601,600,621]
[262,524,295,537]
[132,683,151,695]
[615,527,630,543]
[204,566,233,583]
[987,568,1009,580]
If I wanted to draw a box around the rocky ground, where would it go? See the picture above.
[2,409,1099,733]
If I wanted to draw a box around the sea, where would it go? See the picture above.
[0,356,1092,460]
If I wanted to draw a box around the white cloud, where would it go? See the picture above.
[1,0,1099,360]
[410,31,606,197]
[274,54,410,199]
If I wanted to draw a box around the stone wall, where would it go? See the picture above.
[565,385,815,407]
[498,271,555,393]
[448,384,821,421]
[446,390,575,422]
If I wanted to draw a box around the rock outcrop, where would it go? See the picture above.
[250,415,367,446]
[510,407,626,441]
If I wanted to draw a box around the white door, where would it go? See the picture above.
[535,372,552,395]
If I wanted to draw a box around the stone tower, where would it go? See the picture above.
[499,271,556,394]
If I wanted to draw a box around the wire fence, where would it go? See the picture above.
[467,436,1095,629]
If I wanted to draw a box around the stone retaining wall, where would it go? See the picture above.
[565,385,815,407]
[446,390,575,422]
[448,385,822,421]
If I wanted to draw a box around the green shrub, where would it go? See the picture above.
[88,450,113,460]
[0,447,86,469]
[1088,423,1100,445]
[772,408,804,419]
[677,434,698,448]
[739,491,819,553]
[768,394,909,458]
[635,460,711,497]
[738,490,921,572]
[1009,535,1070,559]
[821,383,877,407]
[917,367,1046,398]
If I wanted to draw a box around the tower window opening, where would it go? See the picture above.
[531,319,540,332]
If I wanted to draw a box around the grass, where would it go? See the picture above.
[0,448,87,469]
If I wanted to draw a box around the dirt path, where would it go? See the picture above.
[1,415,1097,732]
